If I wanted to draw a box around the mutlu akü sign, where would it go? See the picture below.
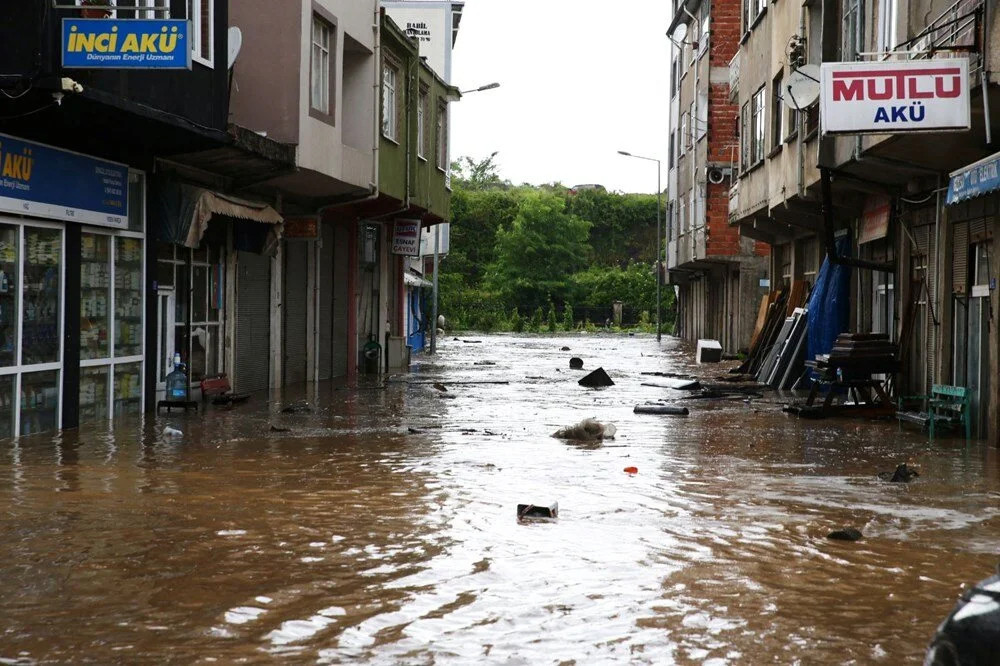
[820,58,970,134]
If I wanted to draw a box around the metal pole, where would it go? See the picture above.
[429,226,440,354]
[656,161,662,342]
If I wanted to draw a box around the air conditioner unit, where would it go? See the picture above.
[706,166,732,184]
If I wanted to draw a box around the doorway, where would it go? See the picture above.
[156,287,176,392]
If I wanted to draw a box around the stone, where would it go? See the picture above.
[579,367,614,387]
[561,346,571,351]
[569,357,584,369]
[827,528,863,541]
[269,425,290,433]
[696,339,724,364]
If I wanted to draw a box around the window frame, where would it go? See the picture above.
[310,12,336,123]
[417,87,429,160]
[751,85,766,165]
[381,59,400,142]
[740,101,750,172]
[770,72,784,153]
[436,98,448,172]
[842,0,864,60]
[680,112,689,156]
[188,0,215,68]
[877,0,898,55]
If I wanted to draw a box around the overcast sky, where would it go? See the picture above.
[450,0,671,195]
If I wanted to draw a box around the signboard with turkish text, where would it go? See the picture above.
[283,217,318,239]
[859,194,891,243]
[62,19,191,69]
[0,132,128,228]
[948,151,1000,204]
[820,59,970,134]
[392,220,422,256]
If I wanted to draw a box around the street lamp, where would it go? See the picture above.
[618,150,663,342]
[429,82,502,355]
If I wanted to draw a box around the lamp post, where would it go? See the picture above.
[429,82,501,355]
[618,150,663,342]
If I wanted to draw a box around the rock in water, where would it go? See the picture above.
[432,383,448,392]
[561,346,571,351]
[878,463,920,483]
[579,367,614,387]
[569,357,584,370]
[827,528,863,541]
[553,418,617,441]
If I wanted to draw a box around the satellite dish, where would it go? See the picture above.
[227,27,243,69]
[672,22,688,43]
[782,64,820,111]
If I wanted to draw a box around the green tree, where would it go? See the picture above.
[488,192,592,311]
[562,303,575,331]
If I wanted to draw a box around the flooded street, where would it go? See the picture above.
[2,333,999,664]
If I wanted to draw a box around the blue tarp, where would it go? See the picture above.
[806,236,851,367]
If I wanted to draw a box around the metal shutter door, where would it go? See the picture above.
[283,242,309,385]
[318,222,335,381]
[332,225,349,377]
[953,221,969,294]
[235,250,271,394]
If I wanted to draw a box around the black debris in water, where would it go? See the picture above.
[517,502,559,521]
[570,357,584,370]
[269,425,291,433]
[281,403,313,414]
[878,463,920,483]
[579,367,614,387]
[827,528,864,541]
[433,383,448,392]
[634,405,690,416]
[561,346,571,351]
[474,361,496,366]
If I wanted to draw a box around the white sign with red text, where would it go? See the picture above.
[820,58,970,134]
[391,220,422,257]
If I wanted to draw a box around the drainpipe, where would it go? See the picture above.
[820,167,894,271]
[982,0,993,145]
[797,6,807,198]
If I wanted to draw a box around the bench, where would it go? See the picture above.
[200,374,250,406]
[897,384,971,440]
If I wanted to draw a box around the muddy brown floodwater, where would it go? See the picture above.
[2,333,999,664]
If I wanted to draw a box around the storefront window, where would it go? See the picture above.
[114,237,143,357]
[114,361,141,415]
[0,375,13,438]
[20,369,59,436]
[80,233,111,360]
[79,365,110,422]
[0,225,18,368]
[22,228,61,365]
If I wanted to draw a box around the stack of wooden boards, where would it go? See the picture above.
[732,281,810,388]
[815,333,899,378]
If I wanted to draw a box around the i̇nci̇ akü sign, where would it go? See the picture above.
[0,133,128,228]
[62,19,191,69]
[820,59,970,134]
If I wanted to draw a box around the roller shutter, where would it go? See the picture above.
[283,242,309,385]
[318,222,335,381]
[953,221,969,294]
[235,250,271,394]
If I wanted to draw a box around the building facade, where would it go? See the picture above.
[666,0,770,354]
[726,0,1000,439]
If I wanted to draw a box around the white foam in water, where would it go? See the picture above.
[300,556,324,563]
[225,606,267,625]
[216,530,247,537]
[317,606,346,617]
[255,596,273,604]
[265,615,336,645]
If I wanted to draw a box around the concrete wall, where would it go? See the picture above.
[230,0,302,144]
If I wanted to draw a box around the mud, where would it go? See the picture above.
[1,333,998,663]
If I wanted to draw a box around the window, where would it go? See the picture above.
[697,91,708,140]
[417,89,428,159]
[668,131,675,169]
[877,0,898,54]
[771,72,784,151]
[744,0,766,31]
[670,57,679,97]
[680,112,689,155]
[740,102,750,170]
[436,99,448,170]
[751,85,766,164]
[382,61,398,141]
[311,15,332,115]
[187,0,214,66]
[700,13,710,56]
[842,0,864,60]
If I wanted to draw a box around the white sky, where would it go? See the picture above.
[451,0,671,195]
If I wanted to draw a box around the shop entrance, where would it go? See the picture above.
[156,288,176,391]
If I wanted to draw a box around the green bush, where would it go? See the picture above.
[547,302,558,332]
[562,303,574,331]
[530,306,544,332]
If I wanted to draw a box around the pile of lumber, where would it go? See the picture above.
[733,281,811,381]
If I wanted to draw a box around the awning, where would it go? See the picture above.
[404,270,432,288]
[947,151,1000,205]
[152,179,284,254]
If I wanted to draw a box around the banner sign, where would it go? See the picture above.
[283,216,319,239]
[859,194,891,243]
[0,133,128,228]
[62,19,191,69]
[391,220,422,256]
[947,150,1000,205]
[820,59,970,134]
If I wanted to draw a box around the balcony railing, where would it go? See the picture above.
[728,181,740,223]
[900,0,983,71]
[729,52,740,101]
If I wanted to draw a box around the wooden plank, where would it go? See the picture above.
[785,281,807,317]
[748,294,771,350]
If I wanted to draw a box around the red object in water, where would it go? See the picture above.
[623,466,638,475]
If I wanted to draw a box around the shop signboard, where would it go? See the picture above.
[820,58,970,134]
[859,194,891,243]
[947,150,1000,205]
[0,133,128,228]
[283,216,319,239]
[391,220,422,256]
[62,18,191,69]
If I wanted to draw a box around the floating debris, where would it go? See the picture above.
[553,418,616,441]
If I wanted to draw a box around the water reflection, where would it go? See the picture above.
[0,334,998,663]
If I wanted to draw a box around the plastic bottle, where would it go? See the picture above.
[166,353,187,401]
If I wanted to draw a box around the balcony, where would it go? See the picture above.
[729,52,740,101]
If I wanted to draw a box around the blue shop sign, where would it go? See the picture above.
[0,133,128,228]
[62,19,190,70]
[947,150,1000,205]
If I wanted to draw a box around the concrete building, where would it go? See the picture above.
[666,0,770,354]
